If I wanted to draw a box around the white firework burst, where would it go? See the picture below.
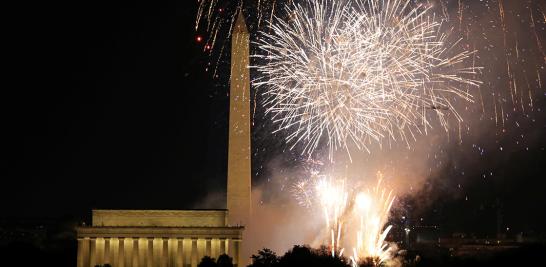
[253,0,481,160]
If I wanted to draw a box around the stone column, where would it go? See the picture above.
[81,238,90,267]
[205,238,212,258]
[89,238,96,267]
[183,238,192,267]
[132,237,139,267]
[104,238,111,265]
[153,238,161,267]
[138,238,146,267]
[118,238,125,267]
[162,238,169,267]
[96,238,104,265]
[126,238,135,267]
[125,238,134,267]
[232,239,241,267]
[147,238,154,267]
[211,238,219,259]
[77,238,84,267]
[176,238,184,267]
[219,238,226,256]
[110,238,119,267]
[191,238,198,267]
[197,238,206,264]
[169,238,177,267]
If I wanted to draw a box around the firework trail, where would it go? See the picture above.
[195,0,285,74]
[350,176,395,266]
[253,0,481,160]
[315,177,348,257]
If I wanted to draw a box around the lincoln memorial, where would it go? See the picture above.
[76,210,243,267]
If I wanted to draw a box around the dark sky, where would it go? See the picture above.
[3,0,546,236]
[4,1,231,219]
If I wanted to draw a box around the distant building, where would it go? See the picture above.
[76,11,252,267]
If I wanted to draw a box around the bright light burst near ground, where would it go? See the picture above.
[253,0,481,160]
[294,172,396,266]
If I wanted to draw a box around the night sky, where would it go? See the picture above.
[4,1,231,219]
[3,0,546,237]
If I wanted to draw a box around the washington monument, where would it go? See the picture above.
[227,11,251,227]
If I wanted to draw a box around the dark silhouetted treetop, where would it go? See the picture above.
[199,255,218,267]
[274,245,349,267]
[217,253,234,267]
[249,248,279,267]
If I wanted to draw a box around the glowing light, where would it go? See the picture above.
[350,176,395,266]
[355,193,371,211]
[315,177,348,256]
[299,171,396,265]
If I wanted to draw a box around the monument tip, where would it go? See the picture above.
[234,10,248,34]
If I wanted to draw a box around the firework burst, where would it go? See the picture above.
[253,0,481,160]
[350,176,395,266]
[315,177,349,257]
[302,172,396,265]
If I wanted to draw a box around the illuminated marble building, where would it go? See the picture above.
[76,12,251,267]
[77,210,243,267]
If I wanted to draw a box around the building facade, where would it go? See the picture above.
[76,210,243,267]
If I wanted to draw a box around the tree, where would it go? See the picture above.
[277,245,349,267]
[217,253,234,267]
[198,256,218,267]
[249,248,279,267]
